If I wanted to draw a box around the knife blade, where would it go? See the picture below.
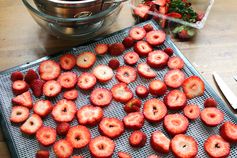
[213,72,237,109]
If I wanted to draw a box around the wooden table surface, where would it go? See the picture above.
[1,0,237,157]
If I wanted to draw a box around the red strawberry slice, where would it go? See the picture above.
[204,135,230,158]
[39,60,61,81]
[164,69,185,88]
[171,134,198,158]
[134,41,153,56]
[146,30,166,46]
[153,0,166,6]
[11,71,24,82]
[129,130,147,147]
[220,121,237,143]
[143,24,154,32]
[123,52,140,65]
[56,122,70,136]
[183,104,200,120]
[147,50,169,68]
[143,98,167,123]
[20,114,43,135]
[200,107,224,127]
[53,139,73,158]
[168,57,184,69]
[89,136,115,158]
[59,54,76,70]
[10,106,29,123]
[182,76,205,99]
[149,80,167,96]
[137,63,156,79]
[133,4,150,19]
[108,43,125,56]
[52,99,77,122]
[164,47,174,56]
[204,98,218,107]
[159,6,168,14]
[147,155,160,158]
[118,151,132,158]
[76,52,96,69]
[122,36,134,48]
[66,125,91,149]
[33,100,53,118]
[30,79,45,97]
[36,150,49,158]
[43,80,62,97]
[12,80,29,95]
[90,88,112,107]
[166,12,182,19]
[150,130,170,154]
[63,89,78,100]
[123,98,142,113]
[95,44,109,55]
[164,114,189,136]
[123,112,144,130]
[57,72,77,89]
[77,72,96,90]
[72,156,83,158]
[77,105,103,126]
[12,91,33,108]
[93,65,113,82]
[25,69,39,84]
[108,59,120,70]
[164,90,187,110]
[99,117,124,139]
[136,85,149,98]
[129,27,146,41]
[111,83,133,103]
[36,126,56,146]
[116,66,137,84]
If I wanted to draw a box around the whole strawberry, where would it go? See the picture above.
[11,71,24,82]
[25,69,39,84]
[30,79,45,97]
[124,98,142,113]
[56,122,70,136]
[108,59,120,70]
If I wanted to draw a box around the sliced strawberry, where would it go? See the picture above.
[33,100,53,118]
[182,76,205,99]
[25,69,39,84]
[159,6,168,14]
[108,59,120,70]
[147,50,169,68]
[93,65,113,82]
[36,150,49,158]
[12,91,33,108]
[129,27,146,41]
[11,71,24,82]
[52,99,77,122]
[153,0,166,6]
[134,41,153,56]
[136,85,149,98]
[220,121,237,143]
[204,98,218,107]
[143,24,154,32]
[150,130,170,154]
[89,136,115,158]
[122,36,134,48]
[118,151,132,158]
[123,112,144,130]
[72,156,83,158]
[204,135,230,158]
[36,126,56,146]
[124,98,142,113]
[76,52,96,69]
[95,44,109,55]
[143,98,167,123]
[99,117,124,139]
[137,63,156,79]
[116,66,137,84]
[111,83,133,103]
[77,105,103,126]
[183,104,200,120]
[164,90,187,110]
[166,12,182,19]
[66,125,91,149]
[53,139,73,158]
[133,4,150,19]
[43,80,62,97]
[129,130,147,147]
[12,80,29,95]
[164,47,174,56]
[20,114,43,135]
[147,155,160,158]
[63,89,78,100]
[164,69,185,88]
[200,107,224,127]
[39,60,61,81]
[168,57,184,69]
[123,52,139,65]
[197,11,204,21]
[56,122,70,136]
[30,79,45,97]
[146,30,166,46]
[57,72,77,89]
[108,43,125,56]
[10,106,29,123]
[77,72,96,90]
[90,88,112,107]
[59,54,76,70]
[149,80,167,96]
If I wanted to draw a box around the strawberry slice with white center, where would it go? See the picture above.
[59,54,76,70]
[93,64,113,82]
[63,89,78,100]
[134,41,153,56]
[124,52,140,65]
[200,107,224,127]
[12,91,33,108]
[118,151,132,158]
[116,66,137,84]
[133,4,151,19]
[33,100,53,118]
[149,79,167,96]
[12,80,29,95]
[123,112,144,130]
[183,104,200,120]
[220,121,237,143]
[36,126,56,146]
[147,50,169,68]
[111,83,133,103]
[39,60,61,81]
[164,90,187,110]
[10,106,30,123]
[168,56,184,69]
[20,114,43,135]
[129,27,146,41]
[90,88,112,107]
[43,80,62,97]
[150,130,170,154]
[137,63,156,79]
[146,30,166,46]
[136,85,149,98]
[53,139,73,158]
[95,44,109,55]
[77,72,96,90]
[129,130,147,147]
[164,69,185,88]
[57,72,77,89]
[76,52,96,69]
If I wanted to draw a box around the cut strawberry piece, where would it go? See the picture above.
[111,83,133,103]
[76,51,96,69]
[12,91,33,108]
[164,47,174,56]
[147,155,160,158]
[164,69,185,88]
[183,104,200,120]
[36,150,49,158]
[20,114,43,135]
[59,54,76,70]
[93,65,113,82]
[133,4,150,19]
[171,134,198,158]
[57,72,77,89]
[137,63,156,79]
[159,6,168,14]
[89,136,115,158]
[109,43,125,56]
[30,79,45,97]
[150,130,170,154]
[25,69,39,84]
[53,139,73,158]
[168,57,184,69]
[143,24,154,32]
[123,112,144,130]
[129,130,147,147]
[116,66,137,84]
[122,36,134,48]
[33,100,53,118]
[129,27,146,41]
[166,12,182,19]
[153,0,166,6]
[56,122,70,136]
[90,88,112,107]
[134,41,153,56]
[204,98,218,107]
[66,125,91,149]
[10,106,29,123]
[147,50,169,68]
[204,135,230,158]
[108,59,120,70]
[149,80,167,96]
[77,72,96,90]
[77,105,103,126]
[95,44,109,55]
[11,71,24,82]
[136,85,149,98]
[123,52,139,65]
[197,11,204,21]
[143,98,167,123]
[36,126,56,146]
[52,99,77,122]
[124,98,142,113]
[43,80,62,97]
[118,151,132,158]
[63,89,78,100]
[220,121,237,143]
[12,80,29,95]
[72,156,83,158]
[99,117,124,139]
[200,107,224,127]
[146,30,166,46]
[182,76,205,99]
[164,90,187,110]
[39,60,61,81]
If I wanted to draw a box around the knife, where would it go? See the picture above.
[213,72,237,109]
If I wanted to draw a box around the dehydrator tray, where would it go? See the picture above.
[0,20,236,158]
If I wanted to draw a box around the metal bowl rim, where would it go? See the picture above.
[39,0,98,5]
